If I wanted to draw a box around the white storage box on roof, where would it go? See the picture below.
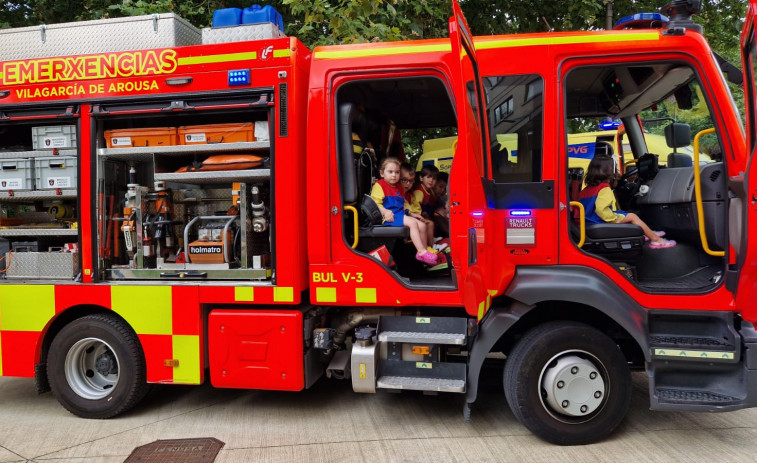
[201,23,285,44]
[32,125,77,150]
[35,156,77,189]
[0,158,34,191]
[0,13,201,60]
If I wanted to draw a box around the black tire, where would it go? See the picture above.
[47,314,148,419]
[503,321,631,445]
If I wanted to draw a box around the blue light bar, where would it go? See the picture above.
[228,69,251,86]
[471,211,484,217]
[510,210,532,216]
[614,12,668,30]
[599,119,621,130]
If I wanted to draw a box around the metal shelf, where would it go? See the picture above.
[0,149,77,159]
[154,168,270,185]
[0,228,77,237]
[0,189,77,201]
[97,141,270,160]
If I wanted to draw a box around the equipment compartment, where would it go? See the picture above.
[95,98,272,281]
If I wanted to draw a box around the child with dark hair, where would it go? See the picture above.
[409,164,440,218]
[579,154,675,249]
[399,162,416,202]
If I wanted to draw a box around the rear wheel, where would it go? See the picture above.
[47,314,148,418]
[504,321,631,445]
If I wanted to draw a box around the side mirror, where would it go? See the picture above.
[664,123,691,149]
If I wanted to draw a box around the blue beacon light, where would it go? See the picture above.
[228,69,251,86]
[510,210,532,216]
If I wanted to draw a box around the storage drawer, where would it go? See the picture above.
[35,156,77,189]
[32,125,77,150]
[0,158,34,190]
[104,127,179,148]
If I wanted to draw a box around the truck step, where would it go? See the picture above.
[377,316,468,346]
[649,335,734,350]
[377,376,465,392]
[655,388,740,405]
[648,312,739,363]
[378,331,465,345]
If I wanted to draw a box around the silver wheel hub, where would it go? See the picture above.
[542,354,605,417]
[65,337,120,400]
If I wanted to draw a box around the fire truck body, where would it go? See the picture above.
[0,0,755,445]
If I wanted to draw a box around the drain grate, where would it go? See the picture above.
[124,438,224,463]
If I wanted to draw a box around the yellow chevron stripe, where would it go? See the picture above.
[475,32,659,50]
[315,43,451,60]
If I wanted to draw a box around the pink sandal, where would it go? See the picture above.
[416,251,439,265]
[644,230,666,242]
[648,238,676,249]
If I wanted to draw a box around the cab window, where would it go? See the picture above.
[483,75,544,183]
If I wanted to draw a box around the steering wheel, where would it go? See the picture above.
[620,166,638,182]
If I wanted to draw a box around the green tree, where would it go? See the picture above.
[282,0,449,45]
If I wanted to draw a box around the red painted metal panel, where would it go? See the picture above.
[171,286,200,336]
[208,309,303,391]
[0,331,38,377]
[54,284,111,313]
[138,334,173,384]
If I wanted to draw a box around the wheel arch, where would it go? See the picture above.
[466,266,648,405]
[36,305,131,393]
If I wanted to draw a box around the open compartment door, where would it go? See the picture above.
[447,0,491,318]
[738,0,757,313]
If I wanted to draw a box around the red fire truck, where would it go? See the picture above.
[0,0,755,445]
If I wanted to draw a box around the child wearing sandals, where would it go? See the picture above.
[371,157,439,265]
[579,154,675,249]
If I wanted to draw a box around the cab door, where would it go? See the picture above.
[737,0,757,316]
[448,0,491,319]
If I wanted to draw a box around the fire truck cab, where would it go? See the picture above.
[0,0,756,446]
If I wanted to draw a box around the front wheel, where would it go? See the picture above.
[47,314,148,418]
[504,321,632,445]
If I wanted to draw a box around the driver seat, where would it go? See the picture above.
[337,103,409,254]
[568,167,644,262]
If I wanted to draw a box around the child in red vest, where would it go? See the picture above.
[578,154,675,249]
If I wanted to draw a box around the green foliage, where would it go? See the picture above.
[282,0,450,45]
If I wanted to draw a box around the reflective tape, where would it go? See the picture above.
[355,288,376,304]
[112,286,172,335]
[0,285,55,332]
[172,335,201,384]
[316,287,337,303]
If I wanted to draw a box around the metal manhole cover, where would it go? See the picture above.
[124,438,224,463]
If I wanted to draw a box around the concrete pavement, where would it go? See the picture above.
[2,371,757,462]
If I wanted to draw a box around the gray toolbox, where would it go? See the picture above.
[0,158,34,191]
[35,156,77,189]
[0,14,201,60]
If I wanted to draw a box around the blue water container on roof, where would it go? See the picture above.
[212,8,243,27]
[242,4,284,31]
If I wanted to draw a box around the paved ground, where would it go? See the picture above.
[2,369,757,463]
